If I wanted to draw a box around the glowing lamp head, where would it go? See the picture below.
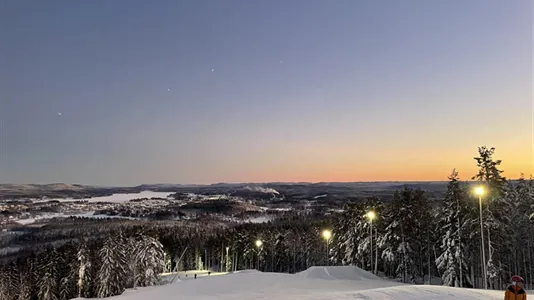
[474,186,485,196]
[367,211,376,220]
[322,229,332,240]
[255,240,263,248]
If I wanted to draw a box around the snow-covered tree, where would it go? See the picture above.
[330,201,366,267]
[330,198,384,271]
[17,266,33,300]
[96,233,127,298]
[135,235,165,287]
[38,271,58,300]
[380,188,431,282]
[77,241,92,298]
[37,248,59,300]
[436,169,470,287]
[472,146,510,288]
[194,247,204,271]
[0,265,19,300]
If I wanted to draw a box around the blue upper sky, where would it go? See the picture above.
[1,0,532,185]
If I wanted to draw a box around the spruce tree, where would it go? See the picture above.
[380,187,428,282]
[77,241,92,298]
[436,169,470,287]
[96,234,127,298]
[17,263,33,300]
[331,202,368,267]
[134,235,165,287]
[472,146,509,288]
[37,248,59,300]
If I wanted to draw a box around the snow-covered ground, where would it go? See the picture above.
[75,266,513,300]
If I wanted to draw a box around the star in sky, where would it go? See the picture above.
[57,112,62,116]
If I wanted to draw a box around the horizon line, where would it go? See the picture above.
[1,178,530,188]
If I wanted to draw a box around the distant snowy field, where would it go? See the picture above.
[12,191,279,225]
[74,266,513,300]
[45,191,174,203]
[15,212,137,225]
[9,191,173,224]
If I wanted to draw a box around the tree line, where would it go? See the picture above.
[331,146,534,289]
[0,146,532,299]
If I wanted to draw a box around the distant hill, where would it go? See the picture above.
[0,183,90,192]
[1,180,525,201]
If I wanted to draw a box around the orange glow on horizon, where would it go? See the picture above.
[218,151,531,183]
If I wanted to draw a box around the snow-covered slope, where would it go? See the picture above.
[76,266,515,300]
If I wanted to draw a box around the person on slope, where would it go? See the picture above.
[505,275,527,300]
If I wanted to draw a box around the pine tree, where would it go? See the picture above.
[472,146,509,288]
[17,264,33,300]
[77,241,92,298]
[0,265,17,300]
[38,272,58,300]
[55,242,79,300]
[380,188,429,282]
[504,175,534,286]
[7,264,20,300]
[126,236,140,289]
[37,248,59,300]
[436,169,470,287]
[0,267,8,300]
[331,202,367,267]
[134,235,165,287]
[96,234,127,298]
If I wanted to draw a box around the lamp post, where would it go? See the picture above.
[255,240,263,270]
[367,211,376,274]
[322,230,332,266]
[474,186,487,289]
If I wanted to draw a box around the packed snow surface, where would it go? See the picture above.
[75,266,514,300]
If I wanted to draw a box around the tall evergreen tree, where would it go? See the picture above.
[436,169,470,287]
[472,146,509,288]
[77,241,92,298]
[17,262,34,300]
[135,235,165,287]
[96,234,127,298]
[0,265,18,300]
[331,201,368,267]
[37,248,59,300]
[38,272,58,300]
[380,187,430,282]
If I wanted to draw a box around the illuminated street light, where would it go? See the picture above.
[474,185,487,289]
[322,230,332,266]
[367,211,376,274]
[322,229,332,241]
[255,240,263,270]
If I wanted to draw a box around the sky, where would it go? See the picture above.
[1,0,532,185]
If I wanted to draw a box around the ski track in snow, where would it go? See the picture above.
[322,267,336,280]
[73,266,517,300]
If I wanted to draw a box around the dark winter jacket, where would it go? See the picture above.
[505,285,527,300]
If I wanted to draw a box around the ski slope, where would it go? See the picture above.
[77,266,518,299]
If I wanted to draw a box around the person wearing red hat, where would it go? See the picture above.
[505,275,527,300]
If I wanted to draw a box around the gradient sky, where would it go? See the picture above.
[1,0,532,185]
